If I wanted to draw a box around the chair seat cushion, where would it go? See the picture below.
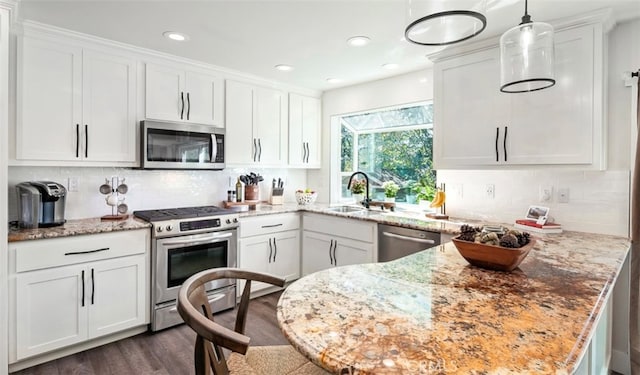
[227,345,331,375]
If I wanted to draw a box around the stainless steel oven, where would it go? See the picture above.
[134,206,239,331]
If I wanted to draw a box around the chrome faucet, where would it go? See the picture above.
[347,171,371,209]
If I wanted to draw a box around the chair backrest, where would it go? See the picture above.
[177,268,286,375]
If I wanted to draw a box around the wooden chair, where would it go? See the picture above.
[177,268,330,375]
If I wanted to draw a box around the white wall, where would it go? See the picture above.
[316,19,639,237]
[311,69,433,202]
[7,167,306,221]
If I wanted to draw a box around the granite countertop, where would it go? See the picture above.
[277,231,630,374]
[8,216,151,242]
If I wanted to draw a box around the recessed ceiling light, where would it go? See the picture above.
[275,64,294,71]
[163,31,189,42]
[347,36,371,47]
[326,78,342,84]
[419,77,428,83]
[382,63,399,70]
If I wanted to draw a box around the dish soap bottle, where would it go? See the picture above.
[235,177,243,202]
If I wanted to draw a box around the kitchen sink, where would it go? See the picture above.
[324,205,367,213]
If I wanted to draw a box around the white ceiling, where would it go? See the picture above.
[18,0,640,92]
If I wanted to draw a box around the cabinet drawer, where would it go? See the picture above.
[239,213,300,238]
[303,213,375,243]
[12,230,149,273]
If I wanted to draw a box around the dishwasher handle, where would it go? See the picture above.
[382,231,436,244]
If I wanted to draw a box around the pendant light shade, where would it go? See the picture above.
[499,0,555,93]
[405,0,487,46]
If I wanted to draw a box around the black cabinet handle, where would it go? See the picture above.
[257,138,262,162]
[65,247,109,256]
[180,91,184,120]
[253,138,257,162]
[84,124,88,158]
[186,92,190,120]
[76,124,80,158]
[495,127,500,162]
[332,240,337,266]
[81,270,85,307]
[329,239,334,265]
[268,238,273,263]
[503,126,508,162]
[91,268,95,305]
[273,238,277,262]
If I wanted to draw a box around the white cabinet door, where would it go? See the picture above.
[333,238,372,267]
[238,235,273,293]
[15,264,88,359]
[289,93,321,167]
[82,50,136,162]
[254,86,286,165]
[302,231,334,275]
[505,25,596,165]
[270,230,300,282]
[88,255,146,338]
[145,63,186,122]
[185,71,224,127]
[433,47,508,168]
[18,37,82,161]
[226,80,255,164]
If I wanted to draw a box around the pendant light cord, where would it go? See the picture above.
[520,0,532,25]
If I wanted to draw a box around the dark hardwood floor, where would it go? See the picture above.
[12,291,288,375]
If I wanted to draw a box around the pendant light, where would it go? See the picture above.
[499,0,555,93]
[405,0,487,46]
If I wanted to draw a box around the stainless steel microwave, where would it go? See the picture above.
[140,120,225,170]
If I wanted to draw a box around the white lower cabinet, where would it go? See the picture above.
[9,230,149,363]
[238,213,300,295]
[301,213,376,275]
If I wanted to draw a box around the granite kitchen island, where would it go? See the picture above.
[277,232,630,374]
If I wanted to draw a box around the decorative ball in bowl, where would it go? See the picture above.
[452,225,536,272]
[295,190,317,205]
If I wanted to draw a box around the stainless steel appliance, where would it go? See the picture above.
[15,181,67,228]
[140,120,225,170]
[378,224,440,262]
[133,206,239,331]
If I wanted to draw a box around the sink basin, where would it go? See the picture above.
[324,206,367,213]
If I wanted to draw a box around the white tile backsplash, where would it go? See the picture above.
[8,166,307,221]
[438,169,630,237]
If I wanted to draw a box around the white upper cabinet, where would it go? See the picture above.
[288,93,321,168]
[226,79,287,166]
[145,63,225,127]
[17,33,136,164]
[433,22,605,169]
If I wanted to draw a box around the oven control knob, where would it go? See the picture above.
[226,219,231,224]
[233,218,238,223]
[166,225,173,232]
[156,226,163,233]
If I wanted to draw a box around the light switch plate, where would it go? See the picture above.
[558,188,570,203]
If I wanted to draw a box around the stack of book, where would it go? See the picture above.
[513,219,563,234]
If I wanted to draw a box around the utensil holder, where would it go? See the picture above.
[244,185,259,201]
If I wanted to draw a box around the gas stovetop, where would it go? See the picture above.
[133,205,239,238]
[133,205,235,222]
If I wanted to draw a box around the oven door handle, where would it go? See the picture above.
[162,232,234,247]
[168,293,227,313]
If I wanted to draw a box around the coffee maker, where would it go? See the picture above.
[16,181,67,228]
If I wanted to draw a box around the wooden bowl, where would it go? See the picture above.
[451,236,536,272]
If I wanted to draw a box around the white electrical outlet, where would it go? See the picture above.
[67,177,79,192]
[558,188,570,203]
[485,184,495,199]
[539,185,553,202]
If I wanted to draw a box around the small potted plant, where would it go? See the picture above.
[382,181,399,202]
[350,179,366,202]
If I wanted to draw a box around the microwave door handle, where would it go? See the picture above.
[162,232,234,247]
[210,134,218,163]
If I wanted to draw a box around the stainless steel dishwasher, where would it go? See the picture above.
[378,224,440,262]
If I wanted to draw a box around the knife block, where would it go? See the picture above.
[270,187,284,205]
